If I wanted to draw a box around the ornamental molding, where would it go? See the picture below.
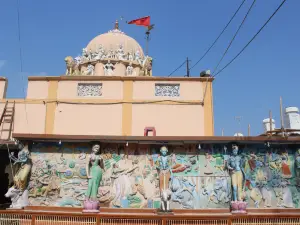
[77,83,102,97]
[107,29,125,35]
[155,83,180,97]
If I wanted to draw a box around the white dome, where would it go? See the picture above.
[86,26,144,58]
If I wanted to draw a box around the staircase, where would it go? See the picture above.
[0,101,15,140]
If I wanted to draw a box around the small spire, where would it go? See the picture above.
[115,20,119,30]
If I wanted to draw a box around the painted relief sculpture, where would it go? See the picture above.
[83,143,104,212]
[295,149,300,186]
[5,143,32,209]
[227,145,247,213]
[22,141,300,210]
[156,146,172,212]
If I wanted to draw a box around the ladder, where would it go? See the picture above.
[0,101,15,140]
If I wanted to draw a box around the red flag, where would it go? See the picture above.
[128,16,150,27]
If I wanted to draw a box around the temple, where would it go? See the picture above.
[0,21,300,225]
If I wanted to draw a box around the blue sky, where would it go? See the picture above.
[0,0,299,136]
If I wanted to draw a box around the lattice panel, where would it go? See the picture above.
[100,218,161,225]
[155,84,180,97]
[77,83,102,97]
[232,218,300,225]
[36,215,96,225]
[168,219,227,225]
[0,214,32,225]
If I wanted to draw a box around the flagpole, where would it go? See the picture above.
[145,29,150,56]
[127,16,153,56]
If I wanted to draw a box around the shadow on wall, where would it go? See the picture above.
[0,151,11,208]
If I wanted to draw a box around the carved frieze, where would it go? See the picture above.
[155,84,180,97]
[77,83,102,97]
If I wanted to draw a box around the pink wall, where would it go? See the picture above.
[0,76,211,138]
[27,81,48,99]
[0,102,46,139]
[53,104,122,135]
[132,104,204,136]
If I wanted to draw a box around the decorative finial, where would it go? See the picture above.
[115,20,119,30]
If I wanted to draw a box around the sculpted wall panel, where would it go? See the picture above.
[16,142,300,210]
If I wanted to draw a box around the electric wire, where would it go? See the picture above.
[16,0,30,134]
[53,100,204,105]
[189,0,247,71]
[213,0,287,78]
[168,60,186,77]
[212,0,257,75]
[16,0,23,73]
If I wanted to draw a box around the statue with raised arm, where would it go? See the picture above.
[134,50,142,65]
[103,60,115,76]
[10,143,32,191]
[94,44,105,60]
[83,143,104,212]
[156,146,172,212]
[5,143,32,208]
[227,145,247,213]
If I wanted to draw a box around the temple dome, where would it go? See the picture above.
[85,21,144,58]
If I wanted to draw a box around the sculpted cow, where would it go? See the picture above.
[5,187,29,209]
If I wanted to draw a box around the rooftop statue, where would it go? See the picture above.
[116,44,126,60]
[81,48,89,62]
[65,56,80,76]
[126,62,134,76]
[83,64,95,76]
[134,50,143,65]
[94,44,106,60]
[140,56,153,76]
[104,60,115,76]
[127,52,134,61]
[88,49,93,61]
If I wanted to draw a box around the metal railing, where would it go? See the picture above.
[0,207,300,225]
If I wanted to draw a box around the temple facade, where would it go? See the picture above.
[0,22,213,139]
[0,21,300,225]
